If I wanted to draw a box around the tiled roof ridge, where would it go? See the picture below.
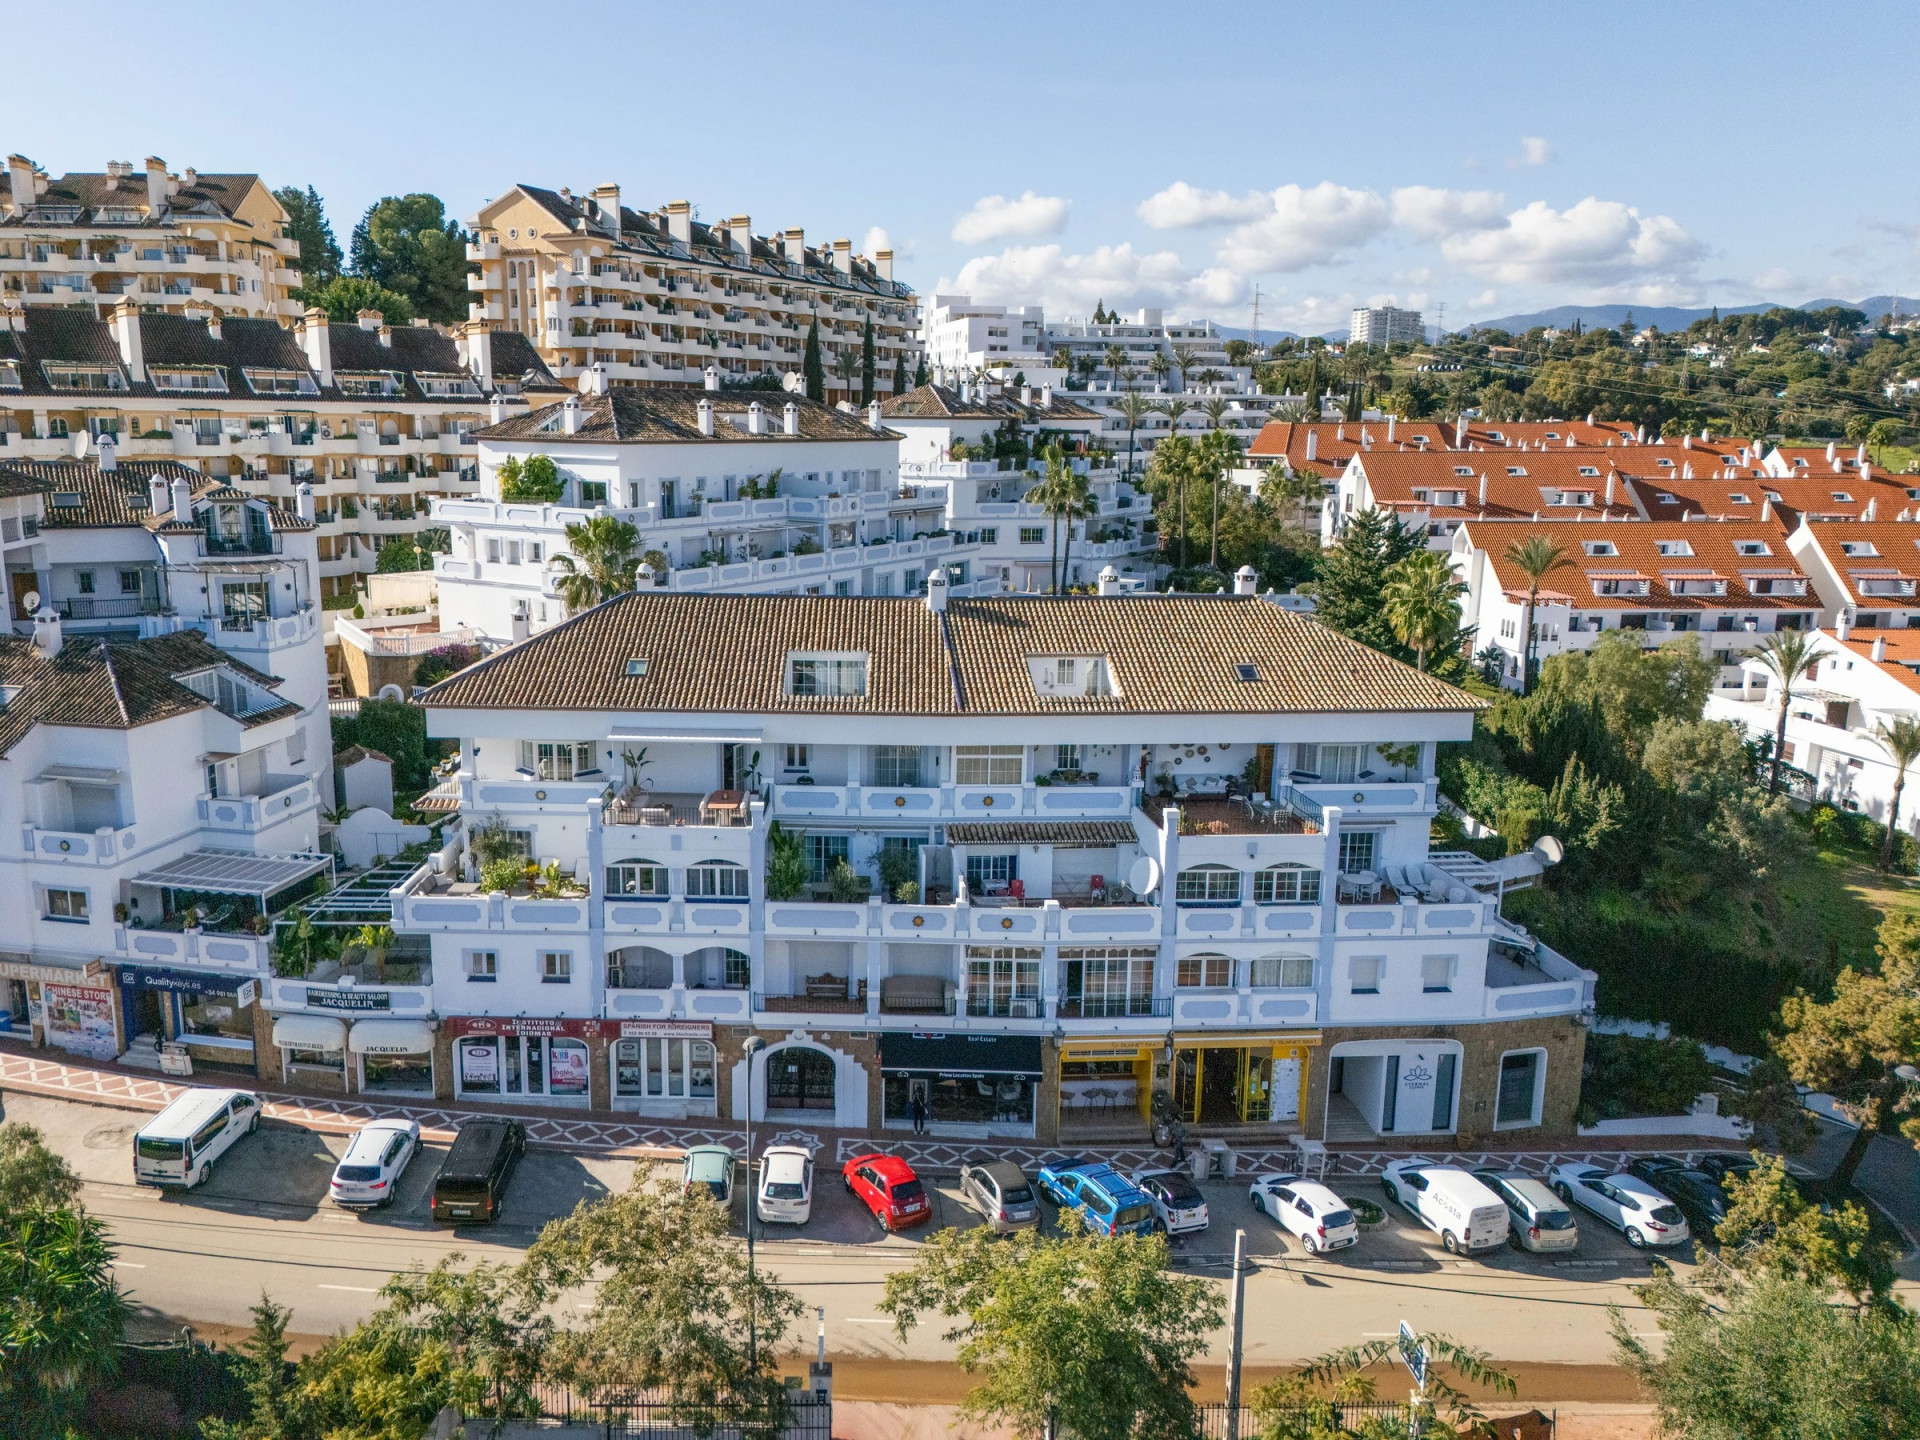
[94,639,133,727]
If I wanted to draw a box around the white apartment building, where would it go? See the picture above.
[922,295,1246,389]
[1707,625,1920,829]
[343,583,1593,1144]
[920,295,1047,375]
[1349,307,1423,347]
[1451,518,1818,690]
[466,185,919,396]
[1,156,302,322]
[430,378,1159,643]
[0,469,334,1074]
[0,299,566,596]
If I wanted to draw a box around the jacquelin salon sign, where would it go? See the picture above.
[443,1016,713,1040]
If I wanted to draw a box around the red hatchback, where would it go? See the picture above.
[842,1153,932,1230]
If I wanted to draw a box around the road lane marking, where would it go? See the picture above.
[842,1317,892,1324]
[317,1283,380,1292]
[114,1261,146,1268]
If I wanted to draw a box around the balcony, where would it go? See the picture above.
[22,822,141,864]
[773,781,1139,820]
[113,924,270,976]
[199,534,281,558]
[197,776,320,836]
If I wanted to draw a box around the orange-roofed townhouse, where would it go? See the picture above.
[1786,520,1920,630]
[1328,449,1637,550]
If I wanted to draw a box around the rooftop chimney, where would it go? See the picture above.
[376,324,392,349]
[580,361,608,396]
[143,156,169,215]
[295,482,315,523]
[830,239,852,275]
[489,395,506,425]
[1097,565,1122,596]
[1827,441,1839,463]
[783,401,799,436]
[5,154,33,217]
[703,364,720,392]
[1020,384,1033,406]
[96,434,116,472]
[357,308,382,332]
[697,398,714,437]
[1040,384,1054,408]
[1386,415,1396,441]
[31,607,61,661]
[148,474,169,515]
[725,214,751,258]
[925,565,948,612]
[875,249,893,283]
[1234,564,1258,595]
[1683,434,1693,450]
[1838,617,1852,641]
[1873,635,1888,661]
[109,297,144,382]
[590,183,621,240]
[867,400,883,431]
[462,322,494,389]
[747,401,766,435]
[1455,415,1469,446]
[562,395,581,435]
[1478,472,1489,506]
[299,306,332,386]
[1604,471,1616,505]
[782,228,805,265]
[1305,429,1317,462]
[170,475,193,520]
[664,201,692,247]
[205,313,221,342]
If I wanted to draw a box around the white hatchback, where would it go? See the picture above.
[1249,1172,1360,1253]
[1549,1164,1691,1249]
[756,1144,815,1225]
[1130,1166,1210,1235]
[329,1119,421,1209]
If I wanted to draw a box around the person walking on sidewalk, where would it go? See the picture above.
[910,1095,927,1135]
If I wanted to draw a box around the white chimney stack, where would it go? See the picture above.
[1234,564,1258,595]
[170,475,193,520]
[110,297,144,382]
[1305,429,1317,462]
[1097,565,1121,596]
[697,398,714,437]
[1040,384,1054,407]
[143,156,168,215]
[562,395,581,435]
[1604,471,1616,505]
[747,401,766,435]
[867,400,883,431]
[296,482,315,523]
[1826,441,1838,463]
[924,565,948,612]
[783,401,799,436]
[1478,472,1489,506]
[148,474,169,515]
[704,365,720,392]
[299,307,332,387]
[1873,635,1888,661]
[664,201,692,247]
[489,395,506,425]
[96,435,116,472]
[1838,617,1852,641]
[31,606,62,661]
[1386,415,1396,441]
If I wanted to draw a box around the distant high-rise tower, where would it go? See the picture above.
[1349,305,1424,346]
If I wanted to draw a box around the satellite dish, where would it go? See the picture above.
[376,683,405,702]
[1126,856,1161,897]
[73,430,90,459]
[1532,835,1565,867]
[22,590,41,613]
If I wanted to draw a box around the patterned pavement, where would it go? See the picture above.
[1,1046,1735,1176]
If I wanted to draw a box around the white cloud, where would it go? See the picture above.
[861,226,893,258]
[1441,197,1705,291]
[1389,186,1507,241]
[1214,183,1391,272]
[1509,136,1554,168]
[1136,181,1275,229]
[938,242,1242,318]
[950,191,1071,246]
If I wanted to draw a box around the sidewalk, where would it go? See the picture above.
[0,1045,1747,1177]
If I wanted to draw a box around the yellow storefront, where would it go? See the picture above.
[1057,1037,1163,1133]
[1171,1032,1321,1126]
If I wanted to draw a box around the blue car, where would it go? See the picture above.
[1034,1160,1160,1237]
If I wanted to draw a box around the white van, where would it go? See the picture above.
[1381,1161,1508,1254]
[133,1088,261,1188]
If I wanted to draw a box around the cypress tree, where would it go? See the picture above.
[892,342,911,395]
[915,354,928,387]
[860,318,875,405]
[803,315,825,403]
[1312,508,1422,658]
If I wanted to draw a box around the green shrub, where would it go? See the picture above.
[479,857,525,894]
[498,453,564,503]
[765,823,809,900]
[1578,1030,1715,1126]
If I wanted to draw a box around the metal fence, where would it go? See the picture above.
[512,1380,832,1439]
[1196,1401,1550,1437]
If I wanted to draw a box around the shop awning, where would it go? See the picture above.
[946,821,1137,847]
[272,1014,345,1051]
[348,1019,435,1055]
[880,1032,1043,1075]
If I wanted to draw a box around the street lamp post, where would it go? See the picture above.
[741,1034,765,1374]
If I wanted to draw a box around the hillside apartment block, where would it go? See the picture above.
[465,185,919,398]
[336,584,1595,1147]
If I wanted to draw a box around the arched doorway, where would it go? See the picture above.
[765,1045,836,1112]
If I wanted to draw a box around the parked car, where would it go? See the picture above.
[133,1088,260,1190]
[1692,1153,1761,1187]
[329,1119,421,1209]
[1549,1164,1690,1248]
[430,1118,525,1224]
[1473,1168,1579,1253]
[959,1160,1041,1234]
[1380,1162,1509,1254]
[1132,1167,1210,1236]
[1248,1172,1357,1253]
[756,1145,814,1225]
[1625,1158,1740,1238]
[1034,1161,1158,1237]
[683,1145,738,1206]
[843,1153,931,1230]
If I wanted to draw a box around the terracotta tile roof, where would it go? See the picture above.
[881,383,1024,421]
[1832,628,1920,699]
[0,459,313,532]
[1459,519,1815,611]
[1453,419,1646,448]
[1798,521,1920,605]
[0,171,269,227]
[1247,420,1450,468]
[0,630,286,757]
[1348,450,1638,521]
[946,820,1138,846]
[422,593,1481,718]
[476,390,897,445]
[1626,469,1914,526]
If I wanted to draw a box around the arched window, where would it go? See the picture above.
[687,859,749,899]
[606,859,668,897]
[1253,864,1321,905]
[686,946,750,990]
[1249,953,1314,989]
[1174,864,1240,906]
[1176,953,1234,988]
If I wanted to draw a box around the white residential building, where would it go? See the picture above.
[1349,307,1423,347]
[920,295,1047,375]
[1452,518,1817,690]
[922,295,1247,390]
[1,155,303,321]
[334,583,1594,1143]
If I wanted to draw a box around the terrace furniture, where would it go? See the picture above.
[1338,870,1381,903]
[701,789,747,825]
[1089,874,1108,903]
[804,972,849,1001]
[880,974,953,1013]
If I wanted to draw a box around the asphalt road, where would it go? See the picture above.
[9,1089,1916,1373]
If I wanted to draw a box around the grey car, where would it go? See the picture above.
[960,1160,1041,1233]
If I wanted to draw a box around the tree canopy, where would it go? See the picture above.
[349,194,469,326]
[301,274,414,326]
[276,184,343,290]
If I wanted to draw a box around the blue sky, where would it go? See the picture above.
[8,0,1916,329]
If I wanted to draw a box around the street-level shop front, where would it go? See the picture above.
[1057,1036,1162,1136]
[880,1032,1043,1137]
[0,957,118,1059]
[1172,1031,1320,1127]
[450,1016,597,1106]
[117,964,259,1074]
[610,1021,718,1118]
[267,1012,439,1096]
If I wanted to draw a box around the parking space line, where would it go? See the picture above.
[317,1283,379,1292]
[113,1261,146,1268]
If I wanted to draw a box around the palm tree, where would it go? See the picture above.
[1055,468,1099,592]
[1103,343,1127,385]
[1201,400,1236,570]
[831,348,861,402]
[1154,402,1192,568]
[1027,444,1071,593]
[1114,392,1154,480]
[553,515,642,614]
[1383,552,1468,671]
[1172,345,1201,391]
[1750,628,1823,796]
[1052,344,1073,375]
[1148,350,1171,389]
[1873,715,1920,869]
[1502,534,1569,695]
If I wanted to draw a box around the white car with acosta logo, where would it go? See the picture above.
[1249,1172,1359,1253]
[328,1118,421,1209]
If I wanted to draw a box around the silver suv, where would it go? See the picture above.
[960,1160,1041,1234]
